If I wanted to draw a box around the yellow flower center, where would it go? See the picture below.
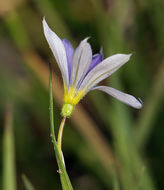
[64,86,86,106]
[62,85,86,117]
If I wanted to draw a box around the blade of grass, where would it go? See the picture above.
[22,175,35,190]
[134,61,164,148]
[2,103,17,190]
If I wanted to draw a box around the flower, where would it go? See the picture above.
[43,18,142,117]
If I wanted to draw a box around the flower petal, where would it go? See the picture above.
[92,86,143,109]
[70,38,92,88]
[43,18,69,87]
[62,39,74,81]
[87,49,103,73]
[79,53,131,91]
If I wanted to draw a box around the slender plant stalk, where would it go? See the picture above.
[49,67,55,138]
[57,117,66,155]
[3,104,17,190]
[49,67,73,190]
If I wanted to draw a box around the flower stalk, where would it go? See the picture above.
[57,117,66,155]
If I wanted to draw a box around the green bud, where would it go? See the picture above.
[61,104,74,117]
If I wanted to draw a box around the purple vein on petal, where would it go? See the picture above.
[78,49,103,89]
[62,39,74,81]
[87,49,103,74]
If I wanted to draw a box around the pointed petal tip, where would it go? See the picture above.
[42,17,49,32]
[114,53,132,60]
[118,53,132,58]
[129,53,133,57]
[78,37,91,48]
[83,37,90,42]
[122,53,132,62]
[42,17,46,25]
[124,53,132,60]
[62,38,68,42]
[42,17,69,87]
[136,104,143,109]
[135,98,143,109]
[133,102,143,109]
[100,47,103,54]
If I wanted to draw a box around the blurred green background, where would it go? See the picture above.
[0,0,164,189]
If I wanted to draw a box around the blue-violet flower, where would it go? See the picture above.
[43,18,142,117]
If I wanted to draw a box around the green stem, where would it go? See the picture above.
[57,117,66,155]
[49,68,55,138]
